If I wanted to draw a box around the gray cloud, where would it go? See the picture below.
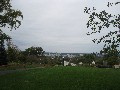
[4,0,120,53]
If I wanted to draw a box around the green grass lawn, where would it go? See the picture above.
[0,66,120,90]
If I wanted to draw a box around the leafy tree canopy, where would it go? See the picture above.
[0,0,23,65]
[84,2,120,45]
[0,0,23,30]
[25,46,45,57]
[84,2,120,56]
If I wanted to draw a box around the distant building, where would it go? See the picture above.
[79,62,83,65]
[114,65,120,69]
[71,63,76,66]
[80,54,84,56]
[92,61,95,65]
[44,52,90,58]
[64,61,69,66]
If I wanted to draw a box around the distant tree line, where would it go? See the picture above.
[1,40,120,67]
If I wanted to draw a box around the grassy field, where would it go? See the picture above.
[0,66,120,90]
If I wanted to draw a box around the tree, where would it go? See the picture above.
[83,54,95,64]
[25,46,44,57]
[84,2,120,65]
[25,46,45,64]
[100,44,119,66]
[6,40,21,63]
[0,31,11,65]
[0,0,23,65]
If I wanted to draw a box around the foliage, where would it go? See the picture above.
[0,0,23,65]
[84,1,120,65]
[26,55,39,64]
[83,54,95,64]
[0,31,11,65]
[25,46,44,57]
[24,46,45,64]
[100,43,120,65]
[69,54,96,65]
[6,46,45,65]
[40,56,62,66]
[0,0,23,30]
[7,46,26,63]
[17,51,27,64]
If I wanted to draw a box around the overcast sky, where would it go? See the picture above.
[4,0,120,53]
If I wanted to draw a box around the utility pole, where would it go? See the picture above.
[62,57,64,66]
